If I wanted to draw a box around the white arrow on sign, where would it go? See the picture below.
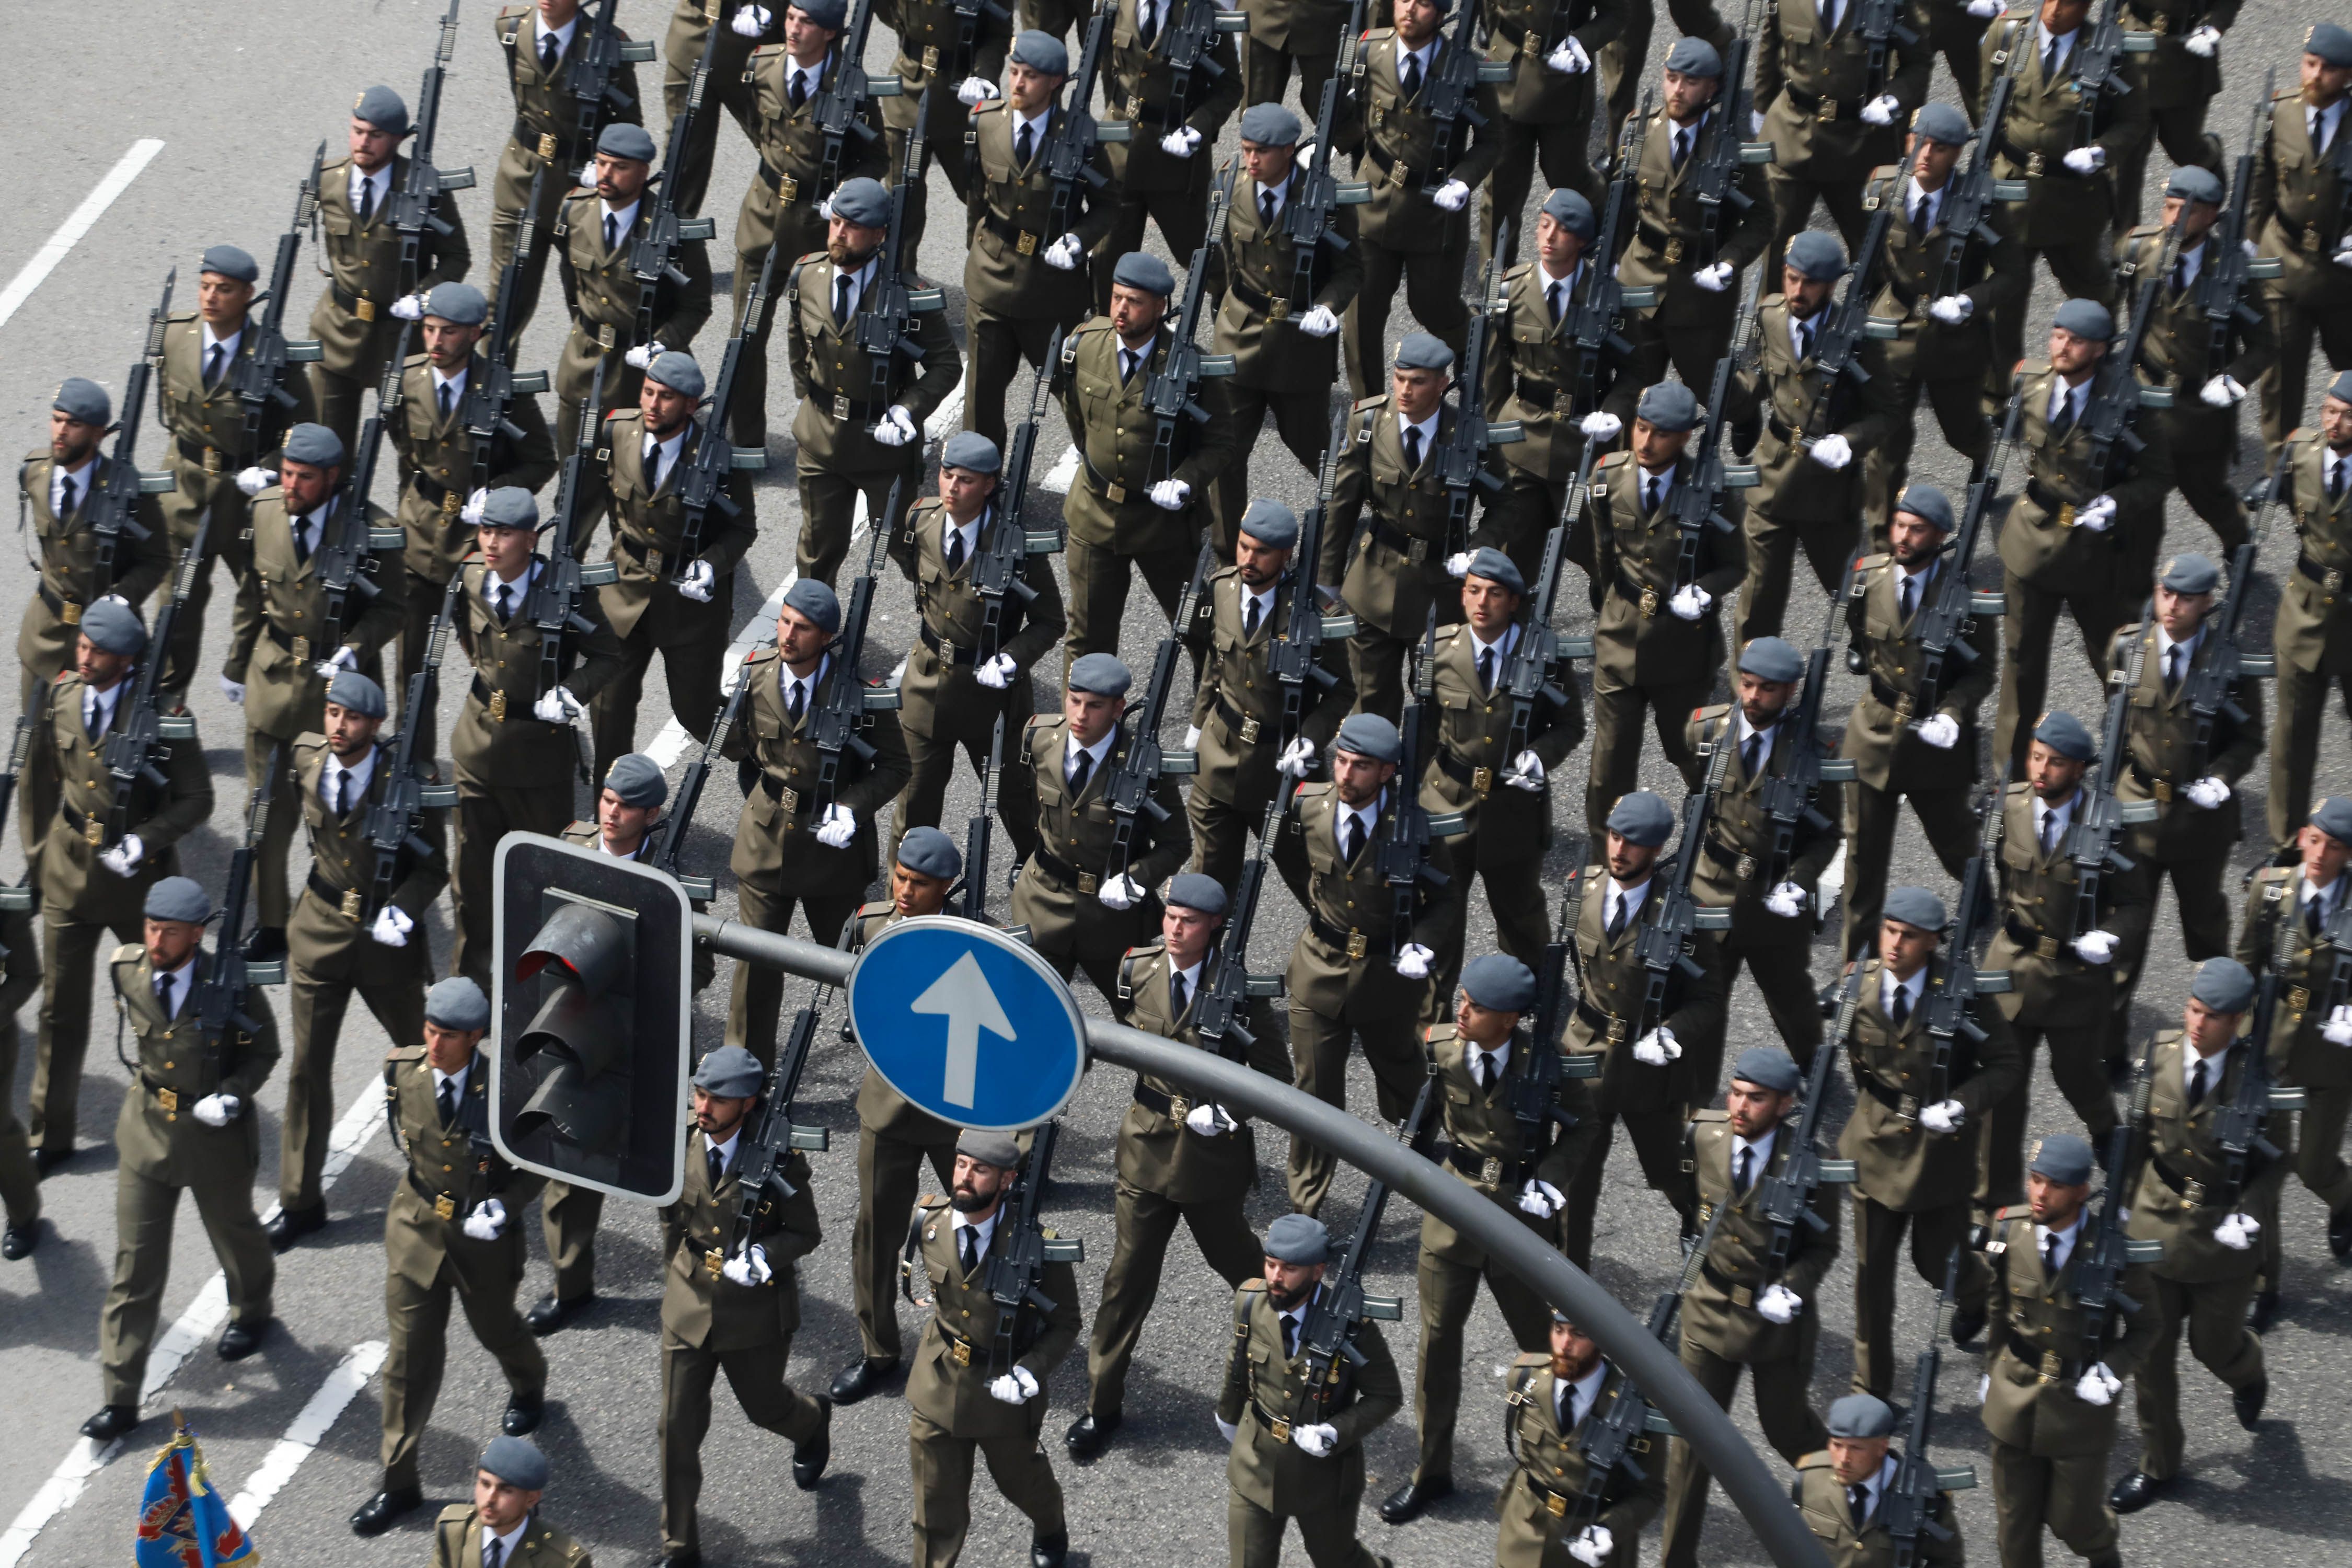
[911,952,1017,1108]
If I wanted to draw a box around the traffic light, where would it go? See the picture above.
[489,833,693,1203]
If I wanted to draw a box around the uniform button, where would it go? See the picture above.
[164,1061,174,1069]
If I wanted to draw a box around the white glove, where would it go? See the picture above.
[1517,1179,1565,1218]
[722,1242,774,1286]
[1545,36,1592,74]
[872,405,919,447]
[1920,1098,1966,1134]
[1215,1414,1240,1443]
[1043,234,1083,270]
[1930,294,1974,325]
[2070,928,2118,964]
[1433,179,1471,212]
[533,685,582,722]
[1915,712,1961,749]
[816,803,858,848]
[1569,1525,1615,1566]
[2062,146,2107,176]
[389,292,428,321]
[1976,1373,1991,1404]
[1965,0,2001,13]
[2074,1362,2121,1405]
[1763,880,1807,918]
[733,3,774,34]
[314,645,360,682]
[955,75,1001,106]
[1293,1422,1339,1457]
[219,675,246,705]
[815,193,836,221]
[1149,479,1191,511]
[2183,775,2230,809]
[192,1093,240,1128]
[100,833,146,877]
[2074,494,2117,533]
[371,904,414,948]
[1181,724,1204,751]
[1860,94,1901,126]
[2199,374,2246,408]
[1693,261,1734,293]
[975,652,1017,689]
[678,559,717,602]
[1668,583,1711,620]
[2336,246,2352,271]
[462,1198,509,1240]
[234,466,275,497]
[1298,304,1340,337]
[1394,943,1435,979]
[1750,109,1767,136]
[2214,1212,2258,1250]
[460,487,488,525]
[2182,22,2220,56]
[1446,551,1475,579]
[624,338,666,371]
[1097,872,1143,911]
[1503,749,1545,791]
[1581,411,1623,442]
[1185,1102,1239,1136]
[1277,737,1316,778]
[1632,1026,1682,1066]
[1160,126,1203,157]
[1756,1284,1803,1323]
[988,1366,1042,1404]
[2322,1004,2352,1046]
[1809,432,1853,470]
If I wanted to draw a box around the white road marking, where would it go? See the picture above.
[227,1340,389,1530]
[0,140,166,330]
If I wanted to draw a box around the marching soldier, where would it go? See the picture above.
[1217,1213,1404,1568]
[1992,299,2175,771]
[429,1437,590,1568]
[224,422,406,964]
[1684,636,1843,1070]
[1980,1133,2156,1568]
[658,0,786,220]
[2106,0,2230,230]
[1596,0,1732,155]
[1201,104,1362,559]
[722,579,913,1061]
[785,176,962,587]
[656,1046,834,1566]
[1333,0,1504,399]
[886,433,1055,868]
[488,0,647,336]
[1580,382,1748,843]
[30,602,214,1174]
[1793,1393,1966,1568]
[2251,25,2352,459]
[2266,371,2352,847]
[1752,0,1931,269]
[962,30,1121,450]
[906,1129,1083,1568]
[305,86,473,453]
[1239,0,1347,117]
[1380,954,1597,1526]
[1494,1308,1668,1568]
[76,877,276,1446]
[1094,0,1244,314]
[1068,873,1290,1459]
[1658,1047,1839,1568]
[1474,0,1622,270]
[1841,887,2023,1400]
[873,0,1013,259]
[1054,252,1235,665]
[1284,712,1457,1216]
[1010,653,1193,1008]
[2106,959,2282,1517]
[270,672,446,1251]
[1836,486,2000,959]
[350,978,549,1539]
[1979,712,2154,1214]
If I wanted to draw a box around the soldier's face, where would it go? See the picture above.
[421,317,481,368]
[279,457,338,514]
[2321,394,2352,450]
[143,918,204,973]
[784,8,838,62]
[1550,1319,1600,1380]
[2026,1170,2087,1227]
[891,864,953,916]
[939,464,998,520]
[2039,0,2090,34]
[536,0,581,26]
[1162,902,1221,967]
[49,411,100,466]
[197,272,254,328]
[1630,417,1690,470]
[951,1154,1012,1212]
[479,523,538,577]
[473,1470,541,1536]
[1109,284,1168,342]
[1006,63,1059,115]
[1331,748,1398,806]
[1391,365,1448,422]
[1394,0,1443,46]
[598,788,659,853]
[1461,575,1521,638]
[2153,584,2211,640]
[1829,1436,1892,1486]
[323,702,382,757]
[1887,511,1947,564]
[1879,919,1939,979]
[2299,824,2352,886]
[75,636,135,690]
[828,215,887,266]
[1239,140,1294,186]
[1662,69,1718,123]
[692,1086,756,1138]
[594,153,651,204]
[2046,326,2105,379]
[1235,533,1290,588]
[2303,53,2352,107]
[1262,1256,1324,1309]
[348,118,401,171]
[423,1022,482,1075]
[1537,213,1587,275]
[2182,996,2241,1056]
[1456,995,1519,1045]
[1781,267,1836,319]
[777,606,833,666]
[1064,689,1126,746]
[2160,194,2219,244]
[1724,1079,1792,1138]
[1908,135,1961,188]
[1736,671,1794,727]
[2025,741,2085,801]
[640,377,696,435]
[1604,831,1658,883]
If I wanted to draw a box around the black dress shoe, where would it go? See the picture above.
[33,1145,74,1178]
[1030,1530,1069,1568]
[525,1291,594,1336]
[2247,1286,2281,1333]
[80,1405,139,1442]
[829,1355,898,1405]
[2,1218,39,1260]
[350,1485,422,1536]
[2330,1203,2352,1261]
[1378,1475,1453,1525]
[1949,1305,1987,1347]
[266,1205,326,1253]
[2108,1470,2167,1514]
[503,1392,545,1436]
[241,926,287,963]
[2235,1377,2268,1429]
[1065,1409,1123,1459]
[792,1397,833,1489]
[218,1318,271,1361]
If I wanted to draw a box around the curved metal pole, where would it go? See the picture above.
[694,915,1830,1568]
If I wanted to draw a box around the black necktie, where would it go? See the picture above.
[1139,0,1158,45]
[1890,981,1910,1029]
[1477,646,1495,694]
[1735,1145,1755,1195]
[1475,1051,1495,1093]
[1547,280,1565,324]
[1559,1380,1579,1432]
[1342,811,1366,863]
[87,691,110,741]
[1797,320,1816,362]
[1243,593,1261,639]
[1606,891,1629,941]
[2318,109,2336,160]
[835,272,854,326]
[2309,890,2328,939]
[2039,806,2060,857]
[2043,1229,2061,1277]
[1643,473,1664,513]
[788,679,807,727]
[1171,969,1189,1016]
[540,27,560,72]
[205,343,226,387]
[2330,457,2347,503]
[1911,191,1929,233]
[335,767,353,817]
[1401,50,1422,100]
[485,1538,505,1568]
[1899,573,1918,621]
[2171,257,2188,295]
[1742,730,1763,777]
[1017,121,1035,167]
[1849,1484,1871,1527]
[647,439,665,492]
[960,1224,981,1275]
[790,67,809,108]
[495,582,514,624]
[155,971,175,1017]
[2165,643,2184,694]
[1121,347,1142,384]
[946,525,966,571]
[57,475,77,519]
[1402,423,1422,472]
[2187,1058,2209,1109]
[1281,1312,1299,1358]
[293,513,313,566]
[438,381,454,421]
[440,1075,465,1126]
[604,212,619,251]
[1069,744,1094,793]
[708,1144,727,1190]
[2044,33,2063,81]
[1262,189,1277,231]
[1673,126,1693,168]
[358,175,376,225]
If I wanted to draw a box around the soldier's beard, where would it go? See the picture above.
[1269,1279,1313,1312]
[828,238,880,269]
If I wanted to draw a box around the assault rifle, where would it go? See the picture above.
[1753,964,1861,1278]
[814,0,897,193]
[0,722,32,916]
[467,163,556,492]
[1041,5,1128,250]
[366,573,464,922]
[1267,408,1348,751]
[1905,390,2020,727]
[2083,216,2175,492]
[728,937,848,1251]
[1156,0,1247,130]
[1417,0,1509,194]
[1933,42,2027,300]
[2208,908,2304,1214]
[229,151,327,443]
[1510,873,1594,1174]
[195,752,279,1090]
[2077,1037,2161,1366]
[101,514,207,850]
[1558,101,1648,418]
[856,93,950,434]
[2069,0,2154,150]
[1882,1251,1976,1568]
[1854,0,1920,103]
[1691,0,1772,269]
[1377,612,1460,959]
[567,0,655,153]
[1497,490,1585,777]
[654,641,759,900]
[960,714,1008,923]
[390,0,478,297]
[316,336,409,654]
[1102,548,1208,883]
[941,0,1015,85]
[1629,686,1736,1040]
[811,510,894,816]
[631,19,725,345]
[1755,561,1860,891]
[981,1120,1085,1367]
[86,269,175,587]
[1282,10,1373,310]
[535,368,624,718]
[1437,228,1521,557]
[2199,74,2285,375]
[1193,790,1292,1058]
[976,338,1059,660]
[1915,765,2010,1112]
[2072,597,2157,941]
[670,237,780,580]
[1796,194,1895,444]
[1290,1077,1436,1425]
[1660,267,1763,599]
[1144,184,1236,487]
[2180,539,2272,783]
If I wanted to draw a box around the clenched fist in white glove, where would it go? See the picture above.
[1298,303,1340,337]
[722,1243,774,1285]
[1446,551,1475,579]
[1161,126,1203,157]
[2071,929,2118,964]
[2323,1004,2352,1046]
[1930,294,1974,325]
[235,466,276,497]
[1668,583,1711,620]
[463,1198,510,1240]
[1149,479,1191,511]
[1394,943,1435,979]
[1099,872,1145,910]
[460,487,489,525]
[2073,494,2117,533]
[1692,261,1734,292]
[314,644,360,681]
[2200,374,2247,407]
[975,652,1017,689]
[2215,1212,2259,1250]
[1503,750,1545,791]
[1860,94,1901,126]
[1518,1179,1565,1218]
[1756,1283,1803,1323]
[1920,1098,1966,1134]
[816,804,858,848]
[371,904,414,948]
[873,405,919,446]
[1182,724,1203,751]
[1581,410,1623,442]
[988,1366,1042,1404]
[2061,147,2107,176]
[1966,0,2001,15]
[1632,1026,1682,1066]
[192,1093,240,1128]
[624,339,666,370]
[2336,245,2352,271]
[1750,109,1767,136]
[2182,22,2220,56]
[1433,179,1471,212]
[678,559,717,602]
[1569,1525,1616,1565]
[390,292,429,321]
[1043,234,1084,270]
[1808,432,1854,470]
[533,686,583,723]
[1763,880,1807,918]
[1916,712,1960,750]
[2074,1362,2121,1406]
[220,675,246,705]
[731,3,774,35]
[1293,1422,1339,1457]
[1546,36,1592,73]
[2183,776,2230,809]
[1277,737,1317,778]
[956,75,1001,106]
[100,833,146,877]
[1185,1102,1239,1137]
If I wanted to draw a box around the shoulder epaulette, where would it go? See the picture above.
[973,97,1007,112]
[111,943,144,965]
[1693,701,1732,722]
[1797,1451,1834,1470]
[1857,550,1893,571]
[1993,1203,2027,1223]
[387,1042,429,1062]
[1504,261,1534,281]
[856,898,893,919]
[435,1503,476,1525]
[2004,779,2031,799]
[1366,25,1397,39]
[1296,780,1336,800]
[2020,358,2054,378]
[1353,394,1388,411]
[1425,1020,1460,1045]
[1512,1349,1549,1368]
[742,644,778,665]
[2253,864,2292,884]
[1691,1107,1731,1123]
[1238,1276,1269,1292]
[918,1191,949,1208]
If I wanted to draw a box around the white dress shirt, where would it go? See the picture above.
[779,653,831,725]
[1731,1126,1778,1189]
[2048,374,2091,428]
[50,454,97,517]
[481,1517,531,1568]
[487,558,541,619]
[598,831,651,860]
[321,746,378,813]
[829,253,878,322]
[1396,38,1438,91]
[1789,306,1829,363]
[2181,1040,2232,1102]
[785,54,825,107]
[200,321,245,384]
[1557,1359,1609,1432]
[1065,727,1116,788]
[1253,179,1289,223]
[2035,1210,2084,1273]
[349,161,392,218]
[2153,623,2204,687]
[1846,1455,1897,1527]
[951,1205,1001,1269]
[1169,956,1205,1013]
[1538,258,1583,321]
[2170,240,2206,291]
[1637,463,1674,514]
[942,508,984,571]
[153,955,199,1020]
[1276,1294,1314,1357]
[535,13,579,56]
[1466,1035,1513,1088]
[1468,622,1518,689]
[599,197,641,250]
[431,364,469,421]
[1893,555,1938,621]
[432,1059,471,1101]
[1241,580,1277,633]
[1880,963,1927,1021]
[2311,98,2346,158]
[83,680,125,737]
[1603,875,1650,934]
[1334,792,1381,859]
[643,424,688,489]
[2036,22,2079,75]
[1014,107,1053,164]
[1901,176,1944,235]
[1734,708,1778,774]
[2032,791,2076,855]
[706,1127,742,1182]
[2301,870,2347,926]
[2322,445,2350,501]
[1399,409,1439,467]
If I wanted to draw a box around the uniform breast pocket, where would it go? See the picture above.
[321,209,354,240]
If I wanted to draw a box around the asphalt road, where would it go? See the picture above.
[2,3,2348,1566]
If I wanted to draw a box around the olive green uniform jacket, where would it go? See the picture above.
[1791,1450,1963,1568]
[721,647,914,901]
[1217,1277,1404,1512]
[1583,447,1749,687]
[431,1504,591,1568]
[1861,163,2030,390]
[596,409,756,638]
[1975,10,2147,249]
[226,489,405,740]
[1980,1205,2162,1457]
[1615,102,1772,328]
[1996,359,2174,600]
[305,153,472,376]
[1734,295,1901,527]
[1335,28,1504,255]
[1837,549,1999,794]
[1481,0,1627,125]
[2126,1031,2289,1285]
[905,1193,1083,1432]
[1204,160,1364,394]
[1840,956,2025,1212]
[387,351,561,581]
[1496,1355,1665,1567]
[1482,258,1642,485]
[2237,864,2352,1092]
[1114,939,1292,1204]
[2273,425,2352,678]
[784,250,963,475]
[962,100,1120,319]
[383,1043,545,1293]
[1682,701,1843,946]
[2247,85,2352,313]
[111,947,280,1184]
[1187,564,1351,808]
[40,673,215,918]
[1754,0,1931,178]
[290,733,448,972]
[660,1125,822,1351]
[1100,0,1244,195]
[1324,395,1504,640]
[551,186,715,410]
[1422,1021,1597,1262]
[2103,615,2262,865]
[891,494,1066,739]
[1055,317,1234,552]
[15,451,172,682]
[1681,1110,1842,1365]
[1982,782,2155,1030]
[449,558,629,790]
[1562,862,1729,1113]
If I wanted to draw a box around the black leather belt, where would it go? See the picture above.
[1027,846,1103,894]
[1868,674,1913,711]
[981,213,1050,254]
[62,803,102,836]
[2298,551,2346,587]
[305,868,367,915]
[1361,141,1450,185]
[757,773,818,816]
[1767,413,1797,443]
[1306,908,1379,956]
[331,282,386,318]
[760,159,818,200]
[1701,834,1759,876]
[2003,916,2071,959]
[1212,690,1270,744]
[1445,1142,1528,1186]
[2003,1325,2085,1381]
[1134,1082,1196,1118]
[37,583,79,620]
[1124,100,1179,129]
[1784,87,1861,121]
[2024,478,2107,521]
[1575,997,1631,1039]
[470,674,550,720]
[1436,747,1492,791]
[1858,1075,1907,1113]
[919,622,980,665]
[176,435,247,467]
[1369,517,1442,560]
[411,473,459,505]
[1700,1261,1765,1305]
[1997,139,2094,178]
[512,117,581,160]
[1514,373,1563,405]
[1228,278,1304,318]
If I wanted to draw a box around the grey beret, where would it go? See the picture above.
[2164,165,2224,205]
[2032,710,2095,763]
[1827,1393,1899,1439]
[958,1127,1023,1168]
[282,422,345,468]
[2050,297,2114,341]
[829,176,891,227]
[1895,483,1955,532]
[423,281,488,326]
[1461,952,1538,1012]
[477,1435,549,1491]
[597,121,658,162]
[782,577,842,635]
[1393,332,1455,372]
[1464,547,1525,595]
[326,670,388,719]
[1664,36,1724,76]
[1334,712,1403,764]
[940,431,1002,474]
[1264,1212,1330,1264]
[603,752,669,808]
[1731,1045,1802,1095]
[1636,381,1699,431]
[1783,229,1848,281]
[353,85,411,134]
[1910,101,1971,145]
[2190,956,2256,1013]
[1238,102,1302,146]
[79,598,147,656]
[691,1045,766,1098]
[1010,28,1068,73]
[424,976,491,1031]
[2159,551,2219,595]
[1068,652,1132,697]
[1541,188,1597,242]
[790,0,849,27]
[199,245,259,283]
[144,875,212,924]
[1881,885,1947,932]
[2307,23,2352,67]
[1112,251,1176,295]
[2028,1133,2095,1185]
[647,350,705,399]
[1239,498,1299,549]
[896,825,963,880]
[1166,871,1229,916]
[53,377,111,426]
[477,486,539,531]
[1606,790,1675,847]
[2313,797,2352,844]
[1737,636,1804,684]
[2330,370,2352,405]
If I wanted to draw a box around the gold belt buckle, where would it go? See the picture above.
[2325,568,2345,593]
[779,174,800,204]
[2303,227,2324,255]
[202,447,222,476]
[2036,935,2061,960]
[1816,97,1838,121]
[705,1249,725,1278]
[2026,151,2046,178]
[1892,691,1915,725]
[1077,871,1100,895]
[2184,1178,2207,1207]
[341,888,363,921]
[156,1087,179,1114]
[1345,929,1368,961]
[1480,1154,1503,1183]
[1898,1093,1920,1123]
[538,131,558,160]
[1606,1016,1628,1045]
[1663,237,1684,266]
[1544,1492,1569,1519]
[1639,585,1659,617]
[1267,298,1290,321]
[833,392,852,421]
[2038,1350,2062,1383]
[435,1193,457,1220]
[599,323,618,350]
[442,489,463,518]
[1169,1094,1193,1120]
[2153,779,2173,804]
[86,816,105,847]
[292,634,310,664]
[2288,985,2311,1011]
[1105,481,1127,503]
[1735,852,1757,882]
[645,545,666,577]
[2057,502,2078,528]
[1017,230,1039,256]
[61,601,83,626]
[1269,1417,1292,1444]
[1472,766,1493,794]
[356,295,377,322]
[950,1338,972,1366]
[1239,715,1261,744]
[490,688,509,723]
[780,786,800,815]
[1731,1284,1755,1309]
[922,44,940,71]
